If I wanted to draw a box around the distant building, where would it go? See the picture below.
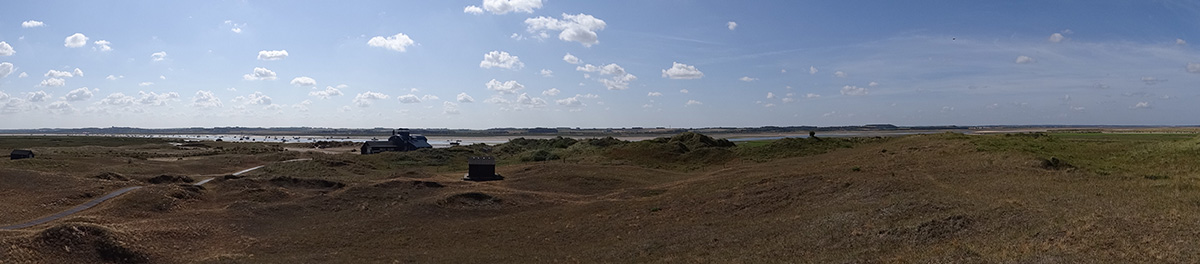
[10,149,34,160]
[360,129,432,154]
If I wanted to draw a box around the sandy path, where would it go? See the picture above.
[0,158,311,230]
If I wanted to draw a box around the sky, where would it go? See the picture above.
[2,0,1200,129]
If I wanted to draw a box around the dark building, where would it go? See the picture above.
[360,129,433,154]
[10,149,34,160]
[463,156,503,181]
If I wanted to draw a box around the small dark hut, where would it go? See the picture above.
[10,149,34,160]
[463,156,504,181]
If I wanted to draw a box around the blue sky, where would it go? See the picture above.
[2,0,1199,129]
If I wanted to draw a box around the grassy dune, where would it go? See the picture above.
[3,132,1200,262]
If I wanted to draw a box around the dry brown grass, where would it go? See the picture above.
[6,133,1200,262]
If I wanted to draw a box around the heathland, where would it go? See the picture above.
[3,131,1200,263]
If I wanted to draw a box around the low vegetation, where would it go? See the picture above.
[9,131,1200,262]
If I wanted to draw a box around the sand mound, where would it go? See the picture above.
[93,172,130,181]
[145,175,193,184]
[34,223,149,263]
[372,180,445,189]
[268,176,345,190]
[168,184,205,200]
[439,192,503,207]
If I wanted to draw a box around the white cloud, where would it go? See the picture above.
[739,76,757,82]
[17,72,26,78]
[1141,77,1162,85]
[1132,101,1150,109]
[93,40,112,51]
[782,98,796,103]
[686,100,702,106]
[421,95,439,101]
[556,96,583,107]
[367,33,415,52]
[479,50,524,69]
[516,93,547,106]
[293,100,312,112]
[481,0,543,14]
[727,21,738,31]
[151,51,167,61]
[577,63,637,90]
[563,53,582,64]
[525,13,607,46]
[226,87,237,91]
[64,87,93,101]
[192,90,222,108]
[47,101,74,114]
[1049,33,1065,43]
[64,33,87,48]
[137,91,180,106]
[257,50,289,60]
[680,89,689,94]
[309,86,344,99]
[942,106,954,112]
[540,69,553,77]
[27,91,50,102]
[397,94,421,103]
[100,93,134,106]
[464,5,484,14]
[1015,55,1035,64]
[443,101,461,114]
[1,97,36,114]
[805,93,820,98]
[225,20,245,34]
[232,91,272,105]
[809,66,818,75]
[138,82,154,86]
[353,91,389,107]
[661,62,704,79]
[840,85,868,96]
[39,78,65,87]
[457,92,475,103]
[869,82,879,87]
[0,42,13,56]
[647,92,662,97]
[764,103,775,108]
[290,76,316,86]
[73,68,83,77]
[45,69,75,78]
[243,67,277,80]
[105,75,123,80]
[1187,63,1200,74]
[159,75,165,80]
[21,20,44,28]
[1177,39,1187,45]
[0,62,12,78]
[542,88,560,96]
[834,71,847,78]
[766,92,775,99]
[485,79,525,94]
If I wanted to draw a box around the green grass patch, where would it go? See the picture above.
[970,132,1200,177]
